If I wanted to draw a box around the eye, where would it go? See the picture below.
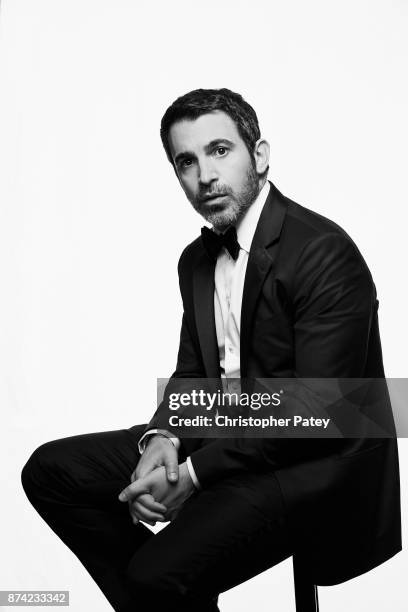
[215,146,228,156]
[180,158,194,169]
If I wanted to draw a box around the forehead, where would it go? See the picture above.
[168,110,243,157]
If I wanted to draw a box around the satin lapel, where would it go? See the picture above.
[240,247,274,378]
[193,254,220,378]
[240,183,288,377]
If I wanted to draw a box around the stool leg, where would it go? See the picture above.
[293,556,319,612]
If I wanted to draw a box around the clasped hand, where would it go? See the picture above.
[118,436,195,525]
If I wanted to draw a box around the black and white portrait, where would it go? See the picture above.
[1,2,407,611]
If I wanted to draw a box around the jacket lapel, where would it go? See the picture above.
[193,254,220,378]
[240,183,288,377]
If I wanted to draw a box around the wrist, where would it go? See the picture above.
[147,431,180,451]
[180,462,195,492]
[148,434,176,449]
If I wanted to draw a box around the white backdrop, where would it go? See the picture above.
[0,1,407,610]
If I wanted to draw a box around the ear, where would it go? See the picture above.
[253,139,270,176]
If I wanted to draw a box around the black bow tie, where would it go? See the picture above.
[201,226,241,261]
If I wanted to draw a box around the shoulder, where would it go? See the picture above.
[278,190,369,269]
[279,195,375,304]
[270,188,375,298]
[177,235,205,276]
[281,191,353,245]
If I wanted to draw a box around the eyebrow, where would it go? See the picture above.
[174,138,235,166]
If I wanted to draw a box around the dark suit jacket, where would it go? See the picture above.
[147,181,401,585]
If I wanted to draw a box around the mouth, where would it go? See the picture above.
[201,194,228,204]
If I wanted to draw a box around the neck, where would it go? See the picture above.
[258,176,268,192]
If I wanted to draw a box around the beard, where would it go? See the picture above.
[189,162,260,231]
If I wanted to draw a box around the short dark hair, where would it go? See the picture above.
[160,88,261,165]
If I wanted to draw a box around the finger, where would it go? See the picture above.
[132,460,161,483]
[130,468,148,483]
[118,480,149,502]
[128,503,139,525]
[128,500,144,525]
[164,456,179,483]
[131,500,165,524]
[136,493,167,513]
[132,494,167,519]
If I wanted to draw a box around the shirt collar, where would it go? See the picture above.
[235,180,270,253]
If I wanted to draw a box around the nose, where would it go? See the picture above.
[198,158,217,186]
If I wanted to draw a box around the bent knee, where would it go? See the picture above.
[21,439,67,500]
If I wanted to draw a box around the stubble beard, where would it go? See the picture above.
[191,163,260,231]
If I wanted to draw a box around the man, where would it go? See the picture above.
[21,88,401,612]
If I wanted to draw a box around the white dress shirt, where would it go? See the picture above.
[140,181,271,489]
[214,181,270,384]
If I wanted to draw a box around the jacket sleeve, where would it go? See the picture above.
[142,248,208,453]
[188,232,379,487]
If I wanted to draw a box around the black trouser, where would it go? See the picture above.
[21,424,294,611]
